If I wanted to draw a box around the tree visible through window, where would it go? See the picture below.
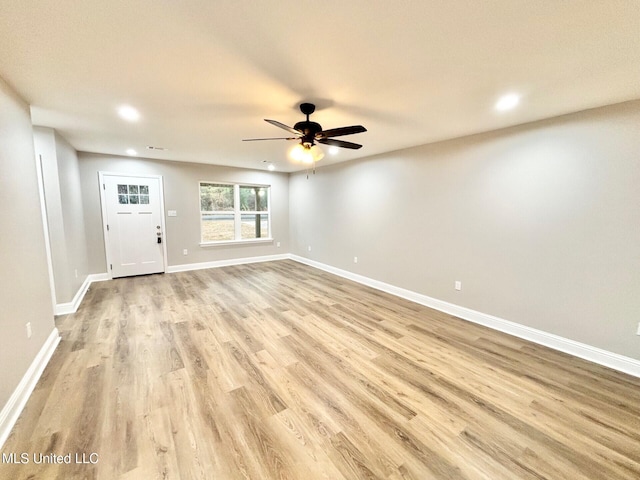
[200,182,270,243]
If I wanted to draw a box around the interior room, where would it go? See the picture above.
[1,2,639,479]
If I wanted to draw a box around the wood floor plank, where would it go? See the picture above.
[1,260,639,479]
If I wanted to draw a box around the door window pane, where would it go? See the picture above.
[117,184,150,204]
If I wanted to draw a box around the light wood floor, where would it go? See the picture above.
[2,260,639,479]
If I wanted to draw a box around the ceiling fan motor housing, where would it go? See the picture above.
[293,120,323,146]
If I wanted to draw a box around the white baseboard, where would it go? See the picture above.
[0,328,60,449]
[167,254,290,273]
[54,273,110,316]
[289,254,640,378]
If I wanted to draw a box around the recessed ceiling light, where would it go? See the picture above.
[126,148,137,156]
[329,146,339,155]
[495,93,520,112]
[268,164,276,171]
[117,105,140,122]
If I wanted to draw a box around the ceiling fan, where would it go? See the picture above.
[243,103,366,164]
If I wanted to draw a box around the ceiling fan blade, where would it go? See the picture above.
[242,137,298,141]
[318,138,363,150]
[317,125,367,138]
[264,119,302,136]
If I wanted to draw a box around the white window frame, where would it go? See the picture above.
[199,181,272,247]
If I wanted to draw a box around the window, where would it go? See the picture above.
[118,184,150,204]
[200,182,271,244]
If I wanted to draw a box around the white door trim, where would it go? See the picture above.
[98,171,168,279]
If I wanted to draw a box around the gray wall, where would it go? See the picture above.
[55,132,89,296]
[78,153,289,273]
[0,77,55,409]
[33,127,89,304]
[290,100,640,360]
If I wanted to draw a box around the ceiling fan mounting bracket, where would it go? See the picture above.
[299,102,316,116]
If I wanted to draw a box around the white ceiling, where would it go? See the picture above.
[1,1,639,172]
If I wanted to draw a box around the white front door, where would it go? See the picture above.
[101,173,166,278]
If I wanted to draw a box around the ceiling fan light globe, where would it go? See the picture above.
[290,143,307,162]
[310,145,324,162]
[290,143,324,163]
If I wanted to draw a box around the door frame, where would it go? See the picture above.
[98,171,168,279]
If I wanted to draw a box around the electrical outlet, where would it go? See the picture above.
[308,246,312,252]
[183,249,188,255]
[354,256,358,263]
[74,269,78,278]
[277,242,281,248]
[455,281,462,291]
[26,322,32,339]
[636,322,640,336]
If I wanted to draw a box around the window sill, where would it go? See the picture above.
[200,238,274,248]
